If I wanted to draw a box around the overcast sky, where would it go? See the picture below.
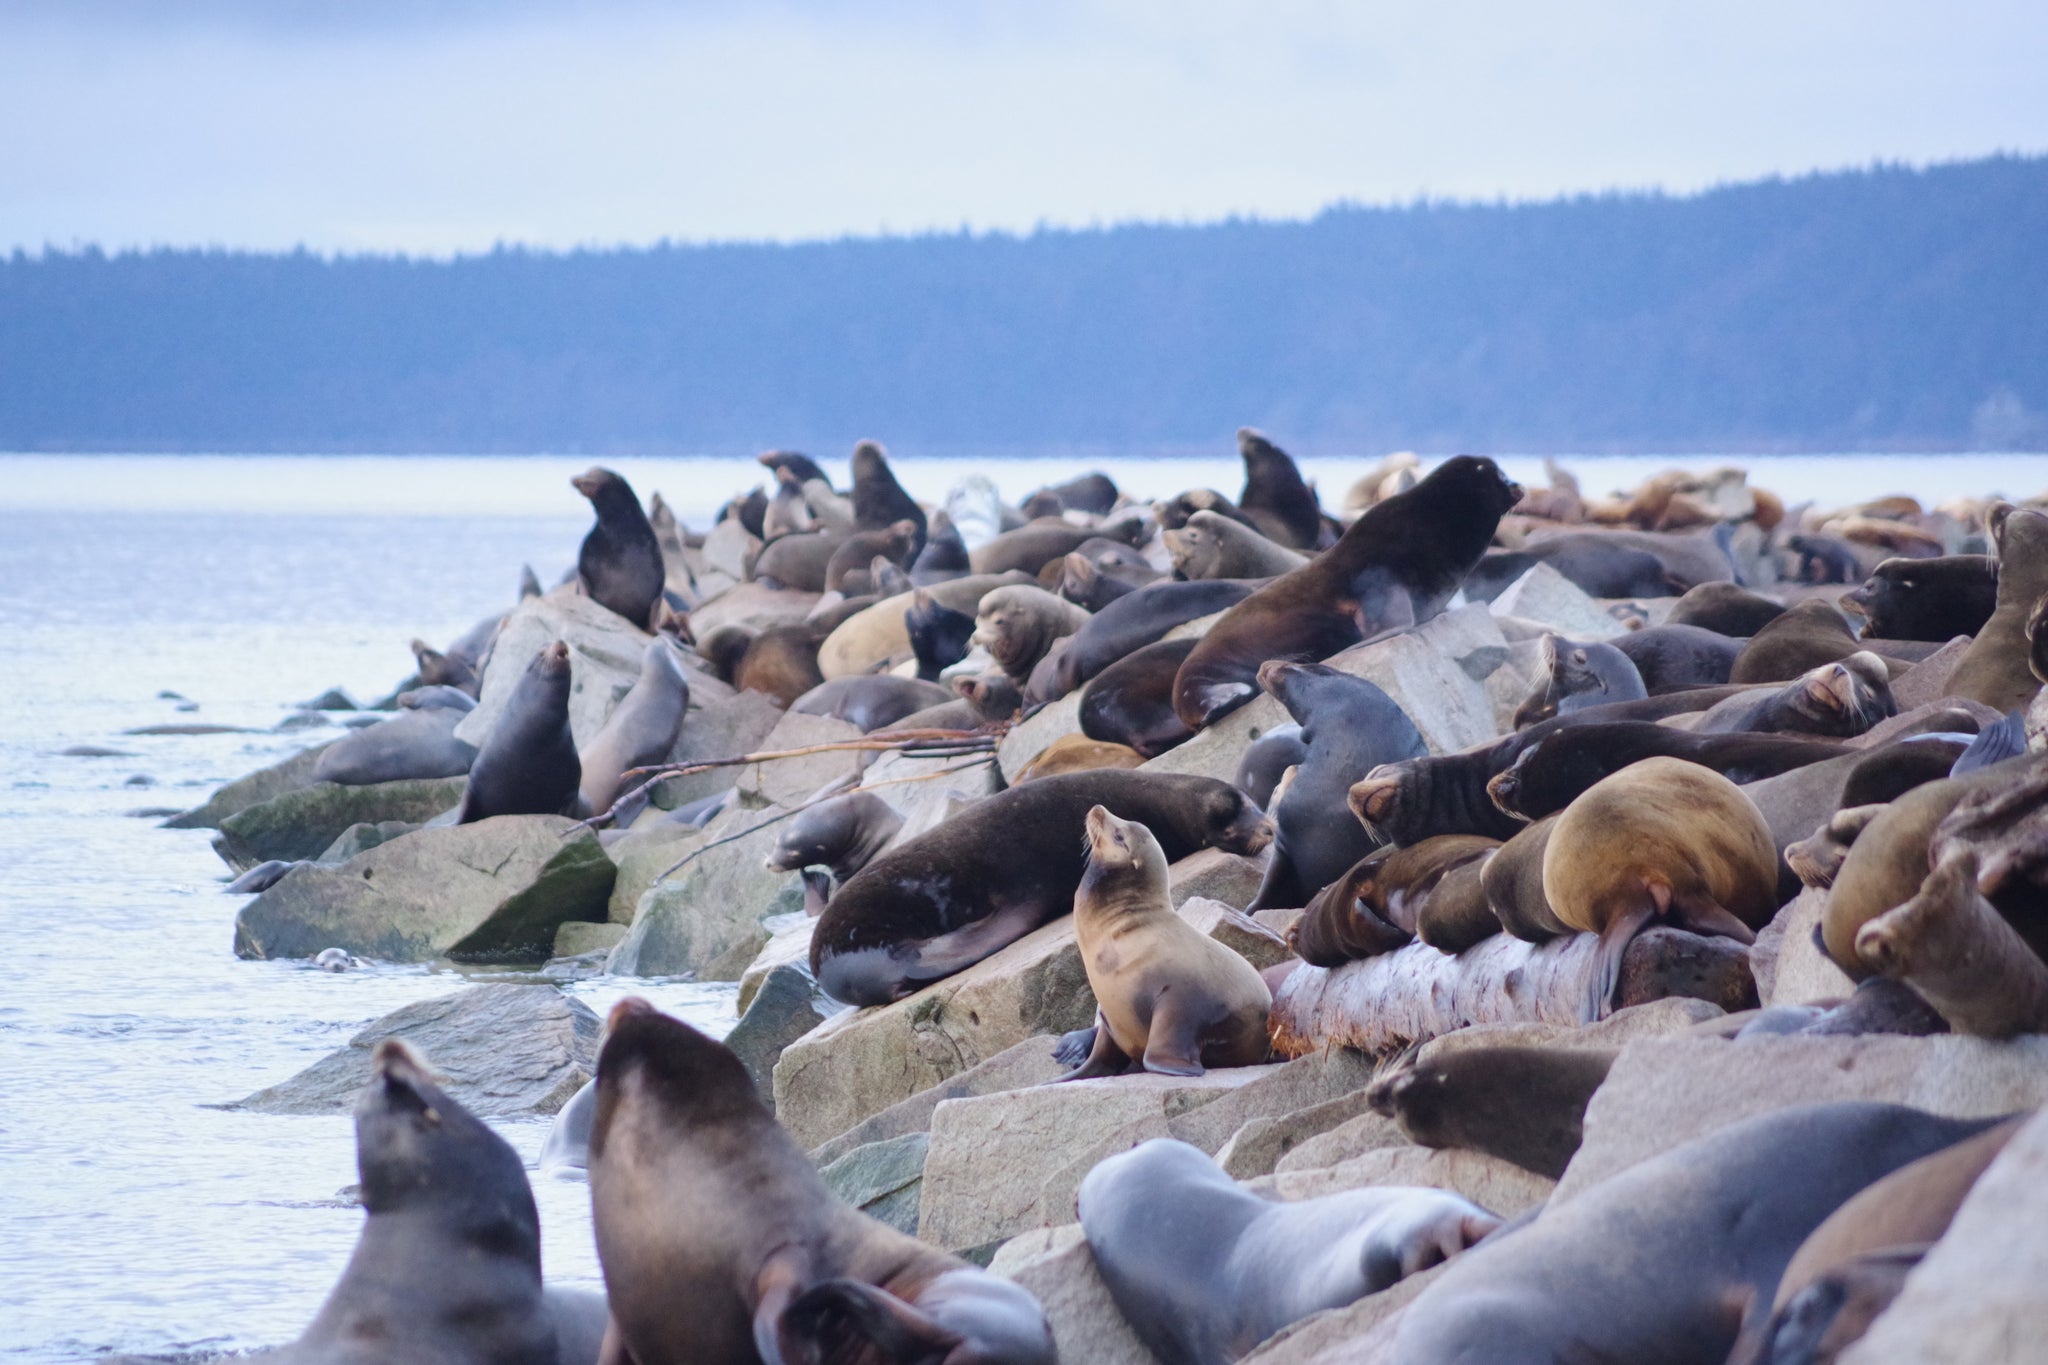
[5,0,2044,256]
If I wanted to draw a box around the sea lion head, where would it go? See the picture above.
[1348,766,1407,834]
[850,439,890,482]
[1194,784,1276,856]
[973,586,1065,676]
[1795,652,1896,735]
[952,670,1023,722]
[1082,804,1170,885]
[531,639,573,688]
[1426,456,1524,518]
[571,466,642,517]
[591,998,762,1162]
[1154,488,1240,532]
[1486,738,1601,821]
[354,1039,538,1254]
[1163,520,1221,579]
[759,449,829,488]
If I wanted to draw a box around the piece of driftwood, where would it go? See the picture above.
[1270,927,1756,1056]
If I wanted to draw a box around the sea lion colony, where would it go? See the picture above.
[158,430,2048,1363]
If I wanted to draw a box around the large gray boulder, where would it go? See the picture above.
[997,695,1087,784]
[650,687,786,807]
[604,822,707,925]
[1266,1144,1555,1217]
[164,741,334,830]
[1750,887,1855,1007]
[809,1036,1069,1166]
[210,776,466,871]
[1487,562,1629,640]
[735,710,868,807]
[455,590,652,752]
[990,1225,1162,1365]
[232,984,599,1116]
[818,1132,930,1236]
[232,815,616,964]
[724,963,828,1107]
[606,803,807,980]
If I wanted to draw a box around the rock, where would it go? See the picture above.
[860,746,1004,843]
[650,687,787,809]
[211,776,467,871]
[773,918,1097,1151]
[725,963,827,1107]
[989,1225,1162,1365]
[1140,694,1291,784]
[606,804,807,980]
[809,1036,1070,1166]
[455,591,652,752]
[687,581,819,637]
[1321,617,1503,755]
[1168,848,1269,911]
[1840,1106,2048,1363]
[737,912,816,1015]
[297,687,362,711]
[162,742,334,830]
[818,1132,930,1236]
[604,822,707,925]
[735,710,868,807]
[1177,896,1296,971]
[553,920,627,958]
[1554,1034,2048,1203]
[1754,886,1854,1006]
[1268,1144,1555,1217]
[1889,634,1976,712]
[1482,637,1549,733]
[1163,1047,1379,1155]
[1488,563,1629,640]
[315,819,419,864]
[1237,1264,1442,1365]
[998,695,1086,784]
[1412,995,1728,1062]
[1215,1087,1392,1180]
[277,710,332,731]
[1274,1110,1412,1176]
[917,1067,1286,1251]
[232,984,599,1117]
[700,516,761,582]
[232,815,616,965]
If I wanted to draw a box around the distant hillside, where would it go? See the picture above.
[3,156,2045,454]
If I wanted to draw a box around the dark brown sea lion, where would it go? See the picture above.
[577,641,690,817]
[764,791,904,887]
[1611,623,1745,691]
[1366,1044,1617,1179]
[699,622,825,707]
[1482,815,1571,941]
[1693,651,1895,736]
[456,641,583,822]
[1511,634,1647,728]
[1391,1102,2009,1365]
[756,449,833,488]
[1856,848,2048,1037]
[908,512,970,585]
[1077,1138,1500,1365]
[1058,806,1273,1079]
[1731,598,1897,685]
[718,485,770,540]
[1028,470,1120,517]
[1235,427,1329,549]
[822,519,919,594]
[1666,581,1789,636]
[790,675,954,733]
[973,584,1091,681]
[1048,578,1261,699]
[1174,456,1521,729]
[1165,510,1309,579]
[572,467,666,628]
[1542,756,1778,1017]
[1948,507,2048,712]
[811,770,1273,1005]
[589,999,1053,1365]
[1079,638,1198,757]
[1155,487,1260,532]
[905,589,976,681]
[1487,722,1847,822]
[1414,853,1504,952]
[849,439,927,553]
[1249,660,1430,911]
[1839,553,1998,642]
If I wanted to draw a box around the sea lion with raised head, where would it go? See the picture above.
[1366,1044,1617,1179]
[849,439,928,554]
[1948,507,2048,712]
[811,770,1273,1006]
[1511,634,1647,728]
[973,584,1091,681]
[1839,554,1998,641]
[763,791,904,889]
[1077,1138,1500,1365]
[1058,805,1273,1079]
[577,640,690,818]
[1855,848,2048,1037]
[1173,456,1522,729]
[456,642,583,822]
[588,998,1053,1365]
[572,467,665,629]
[1165,510,1309,580]
[1542,755,1778,1018]
[1048,578,1261,698]
[1235,427,1329,549]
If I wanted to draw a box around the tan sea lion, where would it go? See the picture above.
[1014,733,1147,782]
[1949,507,2048,712]
[1058,805,1273,1079]
[1484,814,1572,941]
[1542,755,1778,1018]
[972,584,1092,681]
[1856,849,2048,1037]
[1164,509,1309,580]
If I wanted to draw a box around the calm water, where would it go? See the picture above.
[0,450,2042,1363]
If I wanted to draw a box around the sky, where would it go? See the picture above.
[4,0,2046,256]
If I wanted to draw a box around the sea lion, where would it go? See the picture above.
[909,512,970,585]
[1798,975,1950,1038]
[1542,756,1779,1018]
[1392,1101,2008,1365]
[973,584,1092,681]
[1342,451,1426,516]
[1839,554,1998,641]
[718,486,770,540]
[411,638,482,696]
[261,1039,590,1365]
[571,467,665,628]
[1055,547,1154,611]
[1028,470,1119,517]
[1612,623,1745,691]
[1666,581,1789,636]
[1156,487,1260,533]
[761,473,814,541]
[588,999,1053,1365]
[1693,651,1895,737]
[313,688,478,785]
[822,519,919,594]
[577,641,689,817]
[1289,835,1500,965]
[538,1077,597,1172]
[1731,599,1898,685]
[849,439,928,553]
[1487,722,1847,821]
[699,622,825,707]
[972,516,1143,577]
[1077,1138,1500,1365]
[790,675,954,733]
[1078,638,1199,757]
[1856,848,2048,1037]
[811,770,1273,1006]
[1413,851,1505,952]
[757,449,833,488]
[1014,733,1147,782]
[1510,634,1647,728]
[1464,538,1675,602]
[1048,578,1261,698]
[228,860,301,894]
[1174,456,1522,729]
[456,642,583,822]
[1059,805,1273,1078]
[750,528,845,593]
[1249,660,1429,911]
[1483,815,1571,941]
[764,791,904,887]
[905,588,977,681]
[1522,522,1736,590]
[1948,507,2048,712]
[1165,510,1309,580]
[1366,1044,1617,1179]
[1234,722,1307,810]
[1788,532,1871,584]
[949,669,1024,724]
[1235,427,1329,549]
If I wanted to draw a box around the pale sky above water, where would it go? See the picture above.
[4,1,2046,255]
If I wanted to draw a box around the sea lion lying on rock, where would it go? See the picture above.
[1165,510,1308,580]
[763,791,904,888]
[1840,553,1999,642]
[973,584,1091,682]
[1487,723,1847,822]
[1367,1044,1617,1179]
[313,686,478,785]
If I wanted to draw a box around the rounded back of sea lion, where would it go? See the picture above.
[1392,1102,2007,1365]
[1611,623,1745,692]
[1366,1044,1617,1179]
[752,527,843,593]
[1289,848,1414,967]
[1413,852,1504,952]
[1053,578,1261,697]
[1488,721,1846,821]
[970,518,1101,577]
[1729,599,1870,684]
[578,640,691,817]
[1667,582,1789,637]
[790,675,955,733]
[1483,816,1569,941]
[1234,722,1307,809]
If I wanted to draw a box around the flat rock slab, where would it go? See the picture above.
[604,823,707,925]
[232,984,600,1117]
[809,1036,1069,1167]
[1169,848,1269,912]
[1488,562,1628,640]
[1267,1144,1555,1218]
[773,916,1096,1151]
[818,1132,930,1236]
[1556,1033,2048,1203]
[990,1225,1162,1365]
[211,776,466,871]
[606,803,807,980]
[163,742,333,830]
[736,710,868,807]
[232,814,616,965]
[455,591,653,752]
[1179,896,1294,970]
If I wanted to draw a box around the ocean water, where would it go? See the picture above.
[0,449,2042,1363]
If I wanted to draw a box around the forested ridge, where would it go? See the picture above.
[3,155,2044,454]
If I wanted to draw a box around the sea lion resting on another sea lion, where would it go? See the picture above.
[1691,651,1895,737]
[1288,835,1499,966]
[1165,510,1308,580]
[973,584,1091,682]
[1057,805,1273,1079]
[588,999,1053,1365]
[1077,1138,1500,1365]
[1839,553,1998,642]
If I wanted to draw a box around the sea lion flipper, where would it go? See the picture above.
[1668,891,1760,945]
[1585,902,1659,1023]
[776,1278,965,1364]
[1139,997,1209,1077]
[1056,1012,1132,1082]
